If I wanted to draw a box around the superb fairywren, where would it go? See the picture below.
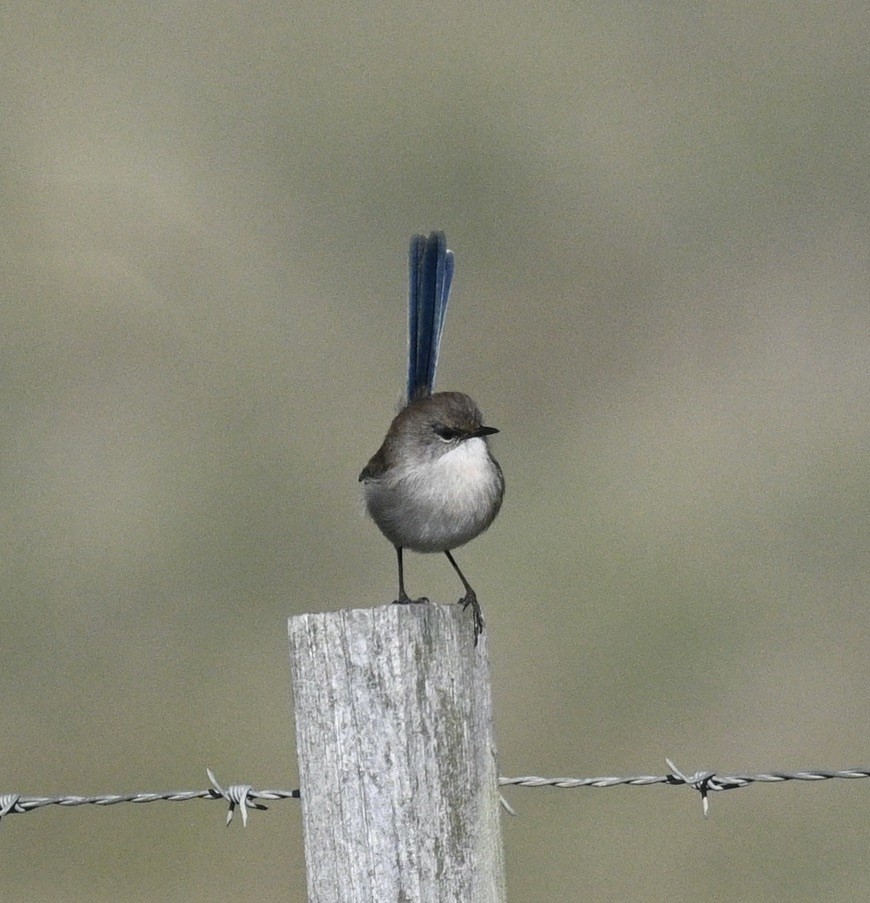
[359,232,504,641]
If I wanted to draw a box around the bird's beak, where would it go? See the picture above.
[471,425,499,438]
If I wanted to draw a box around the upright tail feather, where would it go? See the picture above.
[407,231,454,401]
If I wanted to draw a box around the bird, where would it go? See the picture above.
[359,231,504,642]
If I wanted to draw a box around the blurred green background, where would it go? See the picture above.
[1,2,867,900]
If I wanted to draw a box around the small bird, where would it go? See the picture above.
[359,232,504,642]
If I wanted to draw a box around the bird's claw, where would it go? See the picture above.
[459,591,485,646]
[393,595,430,605]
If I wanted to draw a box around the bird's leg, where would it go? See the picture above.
[444,550,484,644]
[393,546,429,605]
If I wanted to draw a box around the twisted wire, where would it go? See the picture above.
[1,765,866,825]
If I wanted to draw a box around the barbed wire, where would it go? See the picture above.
[498,763,870,816]
[0,770,299,828]
[1,764,866,827]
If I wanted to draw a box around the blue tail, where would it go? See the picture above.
[407,231,455,401]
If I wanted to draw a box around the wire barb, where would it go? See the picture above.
[0,793,22,822]
[207,769,268,827]
[665,759,714,816]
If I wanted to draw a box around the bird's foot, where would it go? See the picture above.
[458,590,485,646]
[393,594,430,605]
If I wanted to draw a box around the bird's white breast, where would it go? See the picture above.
[364,438,503,553]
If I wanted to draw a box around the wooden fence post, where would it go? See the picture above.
[288,603,506,902]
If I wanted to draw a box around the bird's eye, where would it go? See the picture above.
[434,426,461,441]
